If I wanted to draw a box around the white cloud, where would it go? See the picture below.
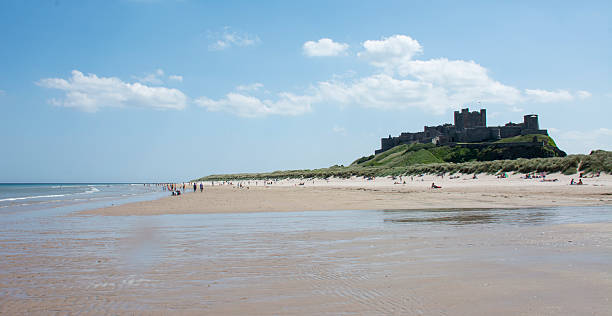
[317,74,451,114]
[169,75,183,82]
[208,28,260,51]
[304,35,521,113]
[303,38,349,57]
[134,69,167,85]
[193,34,587,118]
[315,62,522,114]
[195,90,313,117]
[37,70,187,112]
[236,83,264,92]
[524,89,573,103]
[577,90,592,99]
[358,35,423,73]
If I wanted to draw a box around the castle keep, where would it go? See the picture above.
[376,108,549,154]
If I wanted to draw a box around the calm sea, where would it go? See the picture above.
[0,183,165,215]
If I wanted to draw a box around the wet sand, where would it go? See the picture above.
[1,208,611,315]
[82,173,612,216]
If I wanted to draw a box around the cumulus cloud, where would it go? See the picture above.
[303,38,349,57]
[192,34,589,118]
[208,28,260,51]
[37,70,187,112]
[44,34,587,117]
[195,85,313,118]
[315,58,522,114]
[358,35,423,72]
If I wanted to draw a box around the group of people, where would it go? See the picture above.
[162,182,206,196]
[192,182,204,192]
[570,178,583,185]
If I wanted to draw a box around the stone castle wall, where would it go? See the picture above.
[376,108,549,154]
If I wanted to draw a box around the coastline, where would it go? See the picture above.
[5,174,612,314]
[80,173,612,216]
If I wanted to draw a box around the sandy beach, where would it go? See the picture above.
[2,206,611,315]
[82,173,612,216]
[2,174,611,315]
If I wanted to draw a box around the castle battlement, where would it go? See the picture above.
[375,108,549,154]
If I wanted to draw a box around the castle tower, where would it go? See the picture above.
[480,109,486,127]
[454,110,464,130]
[454,108,487,130]
[523,114,539,130]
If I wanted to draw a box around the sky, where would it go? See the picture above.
[0,0,610,183]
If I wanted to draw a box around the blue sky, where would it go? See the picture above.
[1,0,610,183]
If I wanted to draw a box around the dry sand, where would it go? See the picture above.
[82,173,612,216]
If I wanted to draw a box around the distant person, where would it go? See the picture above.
[570,179,575,185]
[200,182,203,192]
[431,182,441,189]
[193,183,197,192]
[577,179,583,185]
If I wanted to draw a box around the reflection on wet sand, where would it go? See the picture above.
[383,208,556,225]
[1,206,611,315]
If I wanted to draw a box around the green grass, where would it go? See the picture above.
[196,150,611,181]
[194,133,609,181]
[495,134,558,147]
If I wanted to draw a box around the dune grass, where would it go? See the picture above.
[197,150,611,181]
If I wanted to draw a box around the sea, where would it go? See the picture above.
[0,183,166,215]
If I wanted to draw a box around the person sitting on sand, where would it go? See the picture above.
[431,182,441,189]
[570,179,575,185]
[577,179,583,185]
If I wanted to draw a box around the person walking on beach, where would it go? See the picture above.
[193,183,197,192]
[200,182,203,192]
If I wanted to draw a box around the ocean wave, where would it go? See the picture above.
[0,194,66,202]
[51,185,85,189]
[80,187,100,194]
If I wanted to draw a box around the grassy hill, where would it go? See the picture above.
[351,134,564,167]
[196,135,611,181]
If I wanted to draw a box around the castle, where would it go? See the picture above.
[376,108,549,154]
